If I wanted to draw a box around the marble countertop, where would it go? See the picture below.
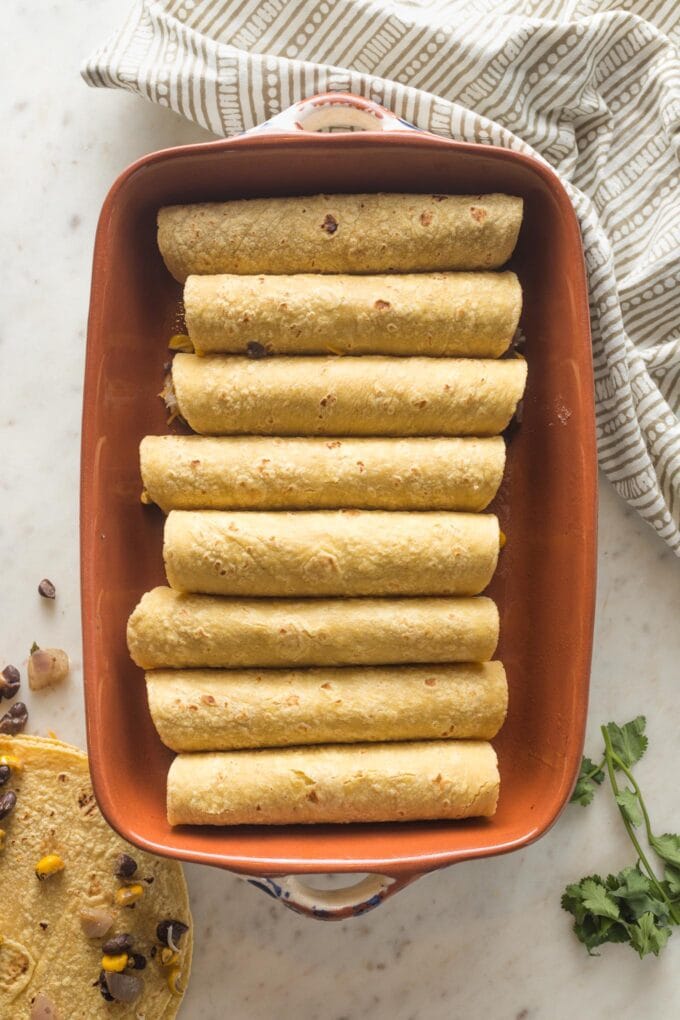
[3,3,680,1017]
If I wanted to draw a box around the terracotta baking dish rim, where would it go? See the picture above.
[81,127,597,879]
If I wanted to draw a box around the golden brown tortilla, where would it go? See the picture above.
[184,271,521,357]
[157,193,523,280]
[140,434,506,513]
[146,662,508,751]
[162,510,500,597]
[167,740,500,825]
[127,587,499,669]
[170,354,527,437]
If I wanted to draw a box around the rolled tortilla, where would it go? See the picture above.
[127,587,499,669]
[166,739,500,825]
[171,354,527,437]
[158,193,523,280]
[184,272,521,357]
[140,434,506,513]
[163,510,500,597]
[146,662,508,751]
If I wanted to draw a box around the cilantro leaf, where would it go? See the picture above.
[650,834,680,868]
[615,788,643,828]
[562,876,620,921]
[562,876,628,954]
[607,867,669,922]
[605,717,648,770]
[628,912,671,958]
[570,756,605,806]
[664,865,680,898]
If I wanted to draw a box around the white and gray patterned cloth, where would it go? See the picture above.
[83,0,680,553]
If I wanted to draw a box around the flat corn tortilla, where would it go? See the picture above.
[157,193,523,279]
[0,735,191,1019]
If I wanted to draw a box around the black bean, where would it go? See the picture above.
[0,665,20,700]
[0,765,10,786]
[0,702,28,736]
[128,953,147,970]
[115,852,138,879]
[156,920,189,948]
[246,341,267,359]
[97,970,114,1002]
[38,578,56,599]
[102,933,133,955]
[0,790,17,821]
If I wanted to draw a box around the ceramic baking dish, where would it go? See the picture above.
[81,93,597,920]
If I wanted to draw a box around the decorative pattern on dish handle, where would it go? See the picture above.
[238,872,416,920]
[245,92,422,136]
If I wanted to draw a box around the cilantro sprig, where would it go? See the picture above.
[563,716,680,957]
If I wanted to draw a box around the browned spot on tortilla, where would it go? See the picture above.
[375,299,391,310]
[200,694,216,706]
[470,206,487,222]
[306,790,319,803]
[320,682,332,690]
[326,440,341,449]
[432,194,448,202]
[321,214,338,234]
[424,678,437,686]
[420,211,433,226]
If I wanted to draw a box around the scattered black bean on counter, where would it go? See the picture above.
[38,578,56,599]
[0,702,28,735]
[0,765,10,786]
[0,665,20,700]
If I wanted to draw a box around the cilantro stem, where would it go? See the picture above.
[601,725,680,924]
[608,752,655,845]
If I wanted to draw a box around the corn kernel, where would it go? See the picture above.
[160,948,179,967]
[167,966,184,995]
[102,952,129,973]
[168,334,193,352]
[114,883,144,907]
[35,854,65,880]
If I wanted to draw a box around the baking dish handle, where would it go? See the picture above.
[240,871,418,920]
[246,92,420,135]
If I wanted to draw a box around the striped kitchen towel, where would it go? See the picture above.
[83,0,680,554]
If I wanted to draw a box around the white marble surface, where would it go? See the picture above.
[2,4,680,1018]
